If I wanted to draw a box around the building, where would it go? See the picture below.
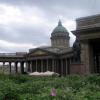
[0,20,73,75]
[0,14,100,75]
[72,14,100,74]
[26,20,72,75]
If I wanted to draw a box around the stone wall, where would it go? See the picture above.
[70,63,85,74]
[80,41,91,74]
[51,37,70,48]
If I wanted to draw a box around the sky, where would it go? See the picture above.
[0,0,100,53]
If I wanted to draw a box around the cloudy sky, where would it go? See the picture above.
[0,0,100,53]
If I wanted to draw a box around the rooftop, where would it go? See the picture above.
[76,14,100,30]
[51,20,69,39]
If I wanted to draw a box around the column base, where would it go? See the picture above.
[70,63,85,74]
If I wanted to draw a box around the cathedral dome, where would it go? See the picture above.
[50,20,70,48]
[51,20,69,37]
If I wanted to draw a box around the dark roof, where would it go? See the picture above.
[0,52,27,58]
[51,20,69,37]
[52,20,68,33]
[76,14,100,30]
[29,46,73,55]
[72,27,100,35]
[76,14,100,20]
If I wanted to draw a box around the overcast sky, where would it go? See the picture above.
[0,0,100,53]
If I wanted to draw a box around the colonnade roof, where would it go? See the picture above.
[0,53,26,57]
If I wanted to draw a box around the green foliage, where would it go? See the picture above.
[0,74,100,100]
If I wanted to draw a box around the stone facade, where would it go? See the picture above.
[51,37,70,48]
[72,14,100,74]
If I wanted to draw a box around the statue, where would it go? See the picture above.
[72,38,81,63]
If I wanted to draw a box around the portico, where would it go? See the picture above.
[26,48,72,75]
[72,14,100,74]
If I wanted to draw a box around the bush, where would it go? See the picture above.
[0,74,99,100]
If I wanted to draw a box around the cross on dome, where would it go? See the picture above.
[58,20,62,26]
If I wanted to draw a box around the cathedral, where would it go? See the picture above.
[26,20,72,75]
[0,14,100,75]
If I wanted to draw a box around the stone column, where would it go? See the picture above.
[41,60,43,72]
[32,61,33,72]
[89,44,94,73]
[39,60,42,72]
[52,59,54,72]
[57,59,59,73]
[81,41,90,74]
[54,59,55,72]
[42,60,45,72]
[42,59,47,72]
[27,61,31,72]
[3,62,5,66]
[15,62,18,73]
[66,59,68,75]
[67,58,70,74]
[33,60,38,72]
[25,62,27,72]
[2,62,5,73]
[55,59,57,73]
[54,59,57,72]
[63,59,67,76]
[47,59,48,71]
[9,62,11,74]
[30,61,32,72]
[61,59,63,75]
[20,62,24,74]
[36,60,37,71]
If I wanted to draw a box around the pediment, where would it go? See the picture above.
[29,49,49,56]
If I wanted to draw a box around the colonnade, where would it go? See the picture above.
[27,58,70,75]
[0,61,25,74]
[0,58,70,75]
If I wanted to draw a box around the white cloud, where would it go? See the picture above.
[0,0,99,53]
[0,4,46,26]
[0,39,35,52]
[0,39,49,53]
